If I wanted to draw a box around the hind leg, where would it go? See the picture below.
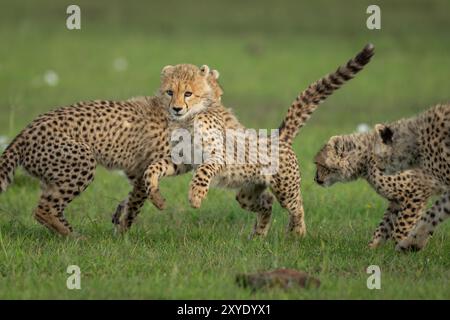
[283,193,306,236]
[270,151,305,236]
[34,176,95,236]
[272,185,306,237]
[112,178,147,234]
[27,140,96,236]
[397,192,450,252]
[34,186,74,235]
[236,185,274,238]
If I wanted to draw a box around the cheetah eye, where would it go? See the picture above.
[318,163,335,172]
[316,163,326,169]
[166,90,174,96]
[184,91,192,97]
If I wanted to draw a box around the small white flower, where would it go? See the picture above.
[113,57,128,72]
[44,70,59,87]
[357,123,370,133]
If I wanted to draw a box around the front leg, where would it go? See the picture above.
[396,192,450,252]
[369,202,397,249]
[391,200,427,245]
[189,162,223,208]
[143,159,187,210]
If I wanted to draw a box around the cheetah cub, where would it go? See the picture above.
[314,132,442,248]
[145,44,375,237]
[373,104,450,251]
[0,95,218,236]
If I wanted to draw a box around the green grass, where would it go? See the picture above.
[0,0,449,299]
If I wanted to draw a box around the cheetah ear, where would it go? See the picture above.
[211,69,220,79]
[161,65,174,76]
[375,124,393,145]
[329,135,352,157]
[329,136,339,144]
[199,65,210,77]
[328,136,341,150]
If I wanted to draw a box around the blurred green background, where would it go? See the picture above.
[0,0,449,299]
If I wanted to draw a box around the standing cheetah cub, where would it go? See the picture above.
[373,104,450,251]
[314,132,442,248]
[145,44,375,237]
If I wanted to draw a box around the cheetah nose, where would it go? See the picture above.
[314,172,324,185]
[172,107,183,113]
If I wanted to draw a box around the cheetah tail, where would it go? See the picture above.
[278,43,375,144]
[0,135,22,193]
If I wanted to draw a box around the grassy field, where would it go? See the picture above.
[0,0,449,299]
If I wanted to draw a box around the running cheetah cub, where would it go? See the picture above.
[373,104,450,251]
[145,44,375,237]
[314,132,442,248]
[0,94,212,236]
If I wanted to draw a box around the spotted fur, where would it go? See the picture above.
[0,96,178,235]
[373,104,450,251]
[314,132,443,248]
[145,44,375,237]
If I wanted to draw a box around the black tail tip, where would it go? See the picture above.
[356,43,375,64]
[362,43,375,58]
[364,43,375,52]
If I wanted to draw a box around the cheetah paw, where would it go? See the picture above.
[149,190,166,210]
[288,224,306,237]
[395,237,426,252]
[188,185,207,209]
[368,237,384,249]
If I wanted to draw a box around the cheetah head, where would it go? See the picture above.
[159,64,223,120]
[314,135,362,187]
[373,123,419,174]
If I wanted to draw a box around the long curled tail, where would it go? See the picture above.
[0,136,22,193]
[279,43,375,144]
